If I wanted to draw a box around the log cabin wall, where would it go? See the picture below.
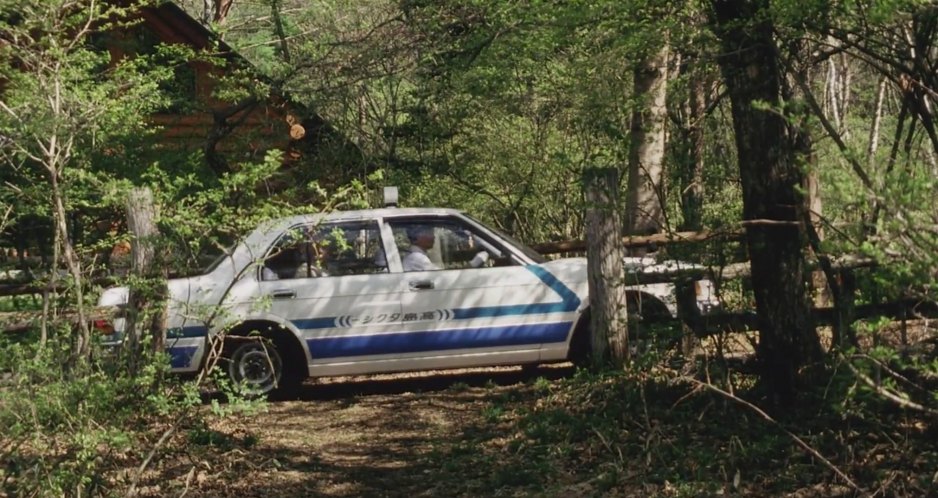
[131,3,299,164]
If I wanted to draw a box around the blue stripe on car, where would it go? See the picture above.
[296,265,579,329]
[524,265,581,309]
[450,265,580,318]
[168,326,209,338]
[307,321,571,359]
[291,317,339,330]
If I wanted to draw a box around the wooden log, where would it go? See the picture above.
[531,229,742,255]
[621,256,874,286]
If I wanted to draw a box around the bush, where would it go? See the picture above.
[0,333,204,497]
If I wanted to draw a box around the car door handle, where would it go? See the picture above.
[408,279,434,290]
[270,289,296,299]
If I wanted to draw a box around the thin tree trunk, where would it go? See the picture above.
[866,77,887,170]
[678,61,707,232]
[626,45,669,239]
[584,167,629,368]
[214,0,234,25]
[825,46,852,139]
[825,45,842,133]
[50,166,91,362]
[805,168,829,308]
[271,0,291,62]
[125,188,168,371]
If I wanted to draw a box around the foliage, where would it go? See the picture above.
[0,2,376,496]
[197,0,712,242]
[0,332,201,497]
[0,0,177,221]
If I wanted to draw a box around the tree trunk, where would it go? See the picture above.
[709,0,823,403]
[805,169,829,307]
[50,167,91,363]
[676,56,707,232]
[213,0,234,25]
[584,167,629,368]
[271,0,292,62]
[125,188,168,371]
[626,45,670,239]
[866,77,887,170]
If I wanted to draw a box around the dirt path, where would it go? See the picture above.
[145,365,574,498]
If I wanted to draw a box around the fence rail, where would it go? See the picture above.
[531,229,742,255]
[0,307,117,334]
[0,231,924,340]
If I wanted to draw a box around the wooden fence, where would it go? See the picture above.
[1,231,935,340]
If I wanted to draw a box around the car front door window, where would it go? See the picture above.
[389,220,507,272]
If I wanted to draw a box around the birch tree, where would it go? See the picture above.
[0,0,174,362]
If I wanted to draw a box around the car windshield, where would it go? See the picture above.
[463,214,546,263]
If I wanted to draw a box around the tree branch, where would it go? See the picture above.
[679,376,867,495]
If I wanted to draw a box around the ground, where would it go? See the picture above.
[127,323,937,498]
[135,365,577,498]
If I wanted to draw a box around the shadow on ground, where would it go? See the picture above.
[144,364,577,498]
[271,363,576,402]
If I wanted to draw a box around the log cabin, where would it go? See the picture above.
[104,1,363,185]
[0,1,364,271]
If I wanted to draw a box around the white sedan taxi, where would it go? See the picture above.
[99,207,718,394]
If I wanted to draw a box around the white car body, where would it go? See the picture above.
[98,208,718,385]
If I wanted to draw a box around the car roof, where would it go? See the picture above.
[245,207,468,246]
[278,207,466,226]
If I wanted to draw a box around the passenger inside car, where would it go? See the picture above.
[402,225,439,272]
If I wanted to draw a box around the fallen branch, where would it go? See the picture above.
[840,355,938,416]
[678,376,867,496]
[126,424,176,498]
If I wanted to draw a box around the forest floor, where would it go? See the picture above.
[134,365,583,498]
[132,326,937,498]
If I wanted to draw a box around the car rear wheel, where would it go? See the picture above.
[226,338,283,397]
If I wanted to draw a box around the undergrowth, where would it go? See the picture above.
[429,361,937,497]
[0,331,257,497]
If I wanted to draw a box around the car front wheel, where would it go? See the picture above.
[226,338,283,397]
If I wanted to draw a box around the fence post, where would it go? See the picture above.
[675,278,703,372]
[584,167,629,368]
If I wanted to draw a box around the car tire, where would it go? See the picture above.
[226,338,284,397]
